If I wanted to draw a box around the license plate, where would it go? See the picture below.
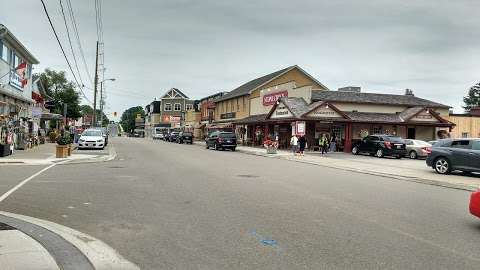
[396,145,401,149]
[226,140,231,143]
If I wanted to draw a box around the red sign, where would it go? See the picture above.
[263,90,288,106]
[295,121,306,136]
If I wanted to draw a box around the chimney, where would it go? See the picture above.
[404,89,414,96]
[338,86,361,92]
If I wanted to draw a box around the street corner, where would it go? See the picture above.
[0,211,139,270]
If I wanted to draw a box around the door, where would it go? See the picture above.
[407,128,416,139]
[450,140,472,170]
[367,136,380,153]
[469,140,480,171]
[358,136,371,152]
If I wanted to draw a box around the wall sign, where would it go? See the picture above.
[411,112,438,122]
[271,105,292,119]
[263,90,288,106]
[220,112,236,119]
[306,105,342,118]
[295,121,306,136]
[9,71,23,90]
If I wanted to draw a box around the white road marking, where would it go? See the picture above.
[0,161,64,202]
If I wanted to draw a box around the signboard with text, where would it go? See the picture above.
[9,71,23,90]
[263,90,288,106]
[295,121,306,136]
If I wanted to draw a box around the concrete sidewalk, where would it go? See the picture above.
[0,143,116,165]
[194,141,480,191]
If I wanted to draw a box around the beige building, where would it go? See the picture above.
[447,107,480,138]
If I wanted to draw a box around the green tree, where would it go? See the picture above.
[80,105,110,127]
[120,106,144,133]
[37,68,82,119]
[463,82,480,111]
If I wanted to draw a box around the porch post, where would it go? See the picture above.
[344,123,352,153]
[404,125,408,138]
[264,124,269,139]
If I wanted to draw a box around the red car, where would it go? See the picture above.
[469,191,480,218]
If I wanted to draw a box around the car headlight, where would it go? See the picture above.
[79,139,85,142]
[97,139,104,142]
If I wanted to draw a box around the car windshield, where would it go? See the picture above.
[384,136,403,143]
[219,133,235,139]
[183,132,192,136]
[82,130,103,136]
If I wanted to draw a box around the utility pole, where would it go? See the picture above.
[93,41,99,127]
[99,81,103,126]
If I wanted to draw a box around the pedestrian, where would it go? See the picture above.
[319,134,328,155]
[298,135,306,156]
[290,134,298,156]
[330,134,337,152]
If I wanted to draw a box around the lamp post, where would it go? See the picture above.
[99,78,115,126]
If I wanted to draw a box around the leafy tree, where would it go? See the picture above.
[463,82,480,111]
[80,105,109,127]
[36,68,82,119]
[120,106,144,133]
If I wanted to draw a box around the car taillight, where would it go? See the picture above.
[421,147,432,154]
[384,141,392,149]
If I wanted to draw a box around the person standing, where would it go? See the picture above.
[290,134,298,156]
[298,135,306,156]
[319,133,328,155]
[330,134,337,152]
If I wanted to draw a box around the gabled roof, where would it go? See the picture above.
[161,88,189,99]
[266,97,307,119]
[302,101,350,119]
[311,90,450,108]
[398,107,424,121]
[215,65,328,102]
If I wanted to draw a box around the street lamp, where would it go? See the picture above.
[99,78,116,126]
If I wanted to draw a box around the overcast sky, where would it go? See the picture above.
[1,0,479,119]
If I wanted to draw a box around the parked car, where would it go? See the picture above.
[152,128,165,140]
[168,131,180,142]
[470,191,480,219]
[351,134,406,158]
[428,140,438,146]
[404,139,432,159]
[78,129,106,150]
[426,138,480,174]
[205,131,237,151]
[177,132,193,144]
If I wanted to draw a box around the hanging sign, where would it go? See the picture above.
[295,121,306,136]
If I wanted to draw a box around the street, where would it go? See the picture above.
[1,137,480,269]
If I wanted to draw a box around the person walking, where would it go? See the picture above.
[319,134,329,156]
[290,134,298,156]
[298,135,306,156]
[330,134,337,152]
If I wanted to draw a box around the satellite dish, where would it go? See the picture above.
[0,24,7,38]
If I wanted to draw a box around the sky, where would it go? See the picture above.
[1,0,479,120]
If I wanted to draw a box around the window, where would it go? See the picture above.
[371,126,382,135]
[462,132,469,138]
[243,96,246,110]
[174,103,181,111]
[230,100,234,112]
[404,139,413,145]
[164,103,172,111]
[185,104,193,111]
[473,140,480,151]
[236,98,239,112]
[451,140,471,149]
[1,42,8,63]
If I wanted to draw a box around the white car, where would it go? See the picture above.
[152,128,165,140]
[78,129,106,149]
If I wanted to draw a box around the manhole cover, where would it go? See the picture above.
[236,174,259,178]
[107,166,125,169]
[0,222,15,231]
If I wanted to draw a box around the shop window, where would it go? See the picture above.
[371,126,382,135]
[331,126,344,140]
[164,103,172,111]
[174,103,181,111]
[462,132,469,138]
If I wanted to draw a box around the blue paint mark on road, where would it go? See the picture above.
[261,239,277,246]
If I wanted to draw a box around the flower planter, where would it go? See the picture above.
[56,145,68,158]
[266,146,277,154]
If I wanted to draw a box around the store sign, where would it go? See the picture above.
[307,105,342,118]
[171,116,181,122]
[263,90,288,106]
[295,121,306,136]
[9,71,23,90]
[271,105,292,119]
[220,112,236,119]
[412,112,437,122]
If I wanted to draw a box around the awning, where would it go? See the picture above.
[207,123,233,129]
[40,113,63,120]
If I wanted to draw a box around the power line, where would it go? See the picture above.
[58,0,84,87]
[65,0,94,85]
[40,0,92,104]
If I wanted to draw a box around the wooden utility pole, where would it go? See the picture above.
[93,41,99,127]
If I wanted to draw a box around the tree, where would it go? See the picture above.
[36,68,82,119]
[463,82,480,111]
[80,105,110,127]
[120,106,144,133]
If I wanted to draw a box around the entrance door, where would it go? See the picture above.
[407,128,416,139]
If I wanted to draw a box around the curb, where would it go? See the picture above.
[0,211,139,270]
[60,145,117,165]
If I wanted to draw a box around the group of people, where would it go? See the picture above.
[290,133,337,156]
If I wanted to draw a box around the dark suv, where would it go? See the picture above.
[426,138,480,174]
[168,131,180,142]
[177,132,193,144]
[352,134,406,158]
[206,131,237,151]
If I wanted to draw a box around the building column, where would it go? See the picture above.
[264,124,269,140]
[344,123,352,153]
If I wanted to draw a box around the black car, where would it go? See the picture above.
[205,131,237,151]
[177,132,193,144]
[168,132,180,142]
[352,134,406,158]
[426,138,480,174]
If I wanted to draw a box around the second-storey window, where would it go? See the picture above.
[185,104,193,111]
[0,42,8,63]
[174,103,181,111]
[164,103,172,111]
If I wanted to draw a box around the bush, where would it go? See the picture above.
[56,136,72,145]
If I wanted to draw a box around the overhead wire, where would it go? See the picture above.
[40,0,93,104]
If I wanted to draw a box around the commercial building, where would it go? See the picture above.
[447,107,480,138]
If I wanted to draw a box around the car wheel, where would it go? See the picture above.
[375,149,384,158]
[409,151,417,159]
[352,146,359,155]
[205,143,209,149]
[434,157,451,174]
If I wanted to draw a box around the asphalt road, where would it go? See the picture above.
[1,137,480,269]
